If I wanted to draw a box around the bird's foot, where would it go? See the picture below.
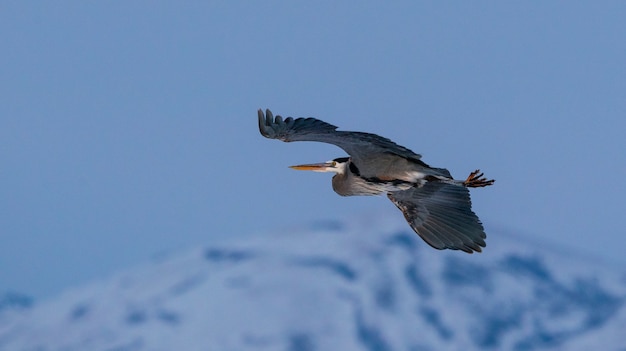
[463,170,495,188]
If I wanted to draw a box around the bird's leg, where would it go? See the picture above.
[463,169,495,188]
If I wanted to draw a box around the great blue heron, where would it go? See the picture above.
[258,109,494,253]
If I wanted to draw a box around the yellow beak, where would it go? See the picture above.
[289,162,334,171]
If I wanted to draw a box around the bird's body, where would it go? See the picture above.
[258,109,494,253]
[328,156,445,196]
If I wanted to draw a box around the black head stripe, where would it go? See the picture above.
[333,157,350,163]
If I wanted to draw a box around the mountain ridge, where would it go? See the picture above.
[1,217,625,351]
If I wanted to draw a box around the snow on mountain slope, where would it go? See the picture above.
[1,215,625,351]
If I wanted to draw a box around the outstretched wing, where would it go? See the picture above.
[387,182,487,253]
[258,109,424,165]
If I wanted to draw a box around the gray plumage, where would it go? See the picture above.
[258,109,494,253]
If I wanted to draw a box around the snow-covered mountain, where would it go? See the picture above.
[1,216,625,351]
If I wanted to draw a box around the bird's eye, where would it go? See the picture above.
[331,161,337,167]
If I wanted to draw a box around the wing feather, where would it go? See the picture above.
[258,109,423,163]
[387,182,487,253]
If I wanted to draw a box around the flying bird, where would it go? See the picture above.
[258,109,494,253]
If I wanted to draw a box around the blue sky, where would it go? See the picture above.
[2,2,625,300]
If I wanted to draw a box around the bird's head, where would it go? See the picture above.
[289,157,349,174]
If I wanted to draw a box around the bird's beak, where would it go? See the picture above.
[289,162,334,171]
